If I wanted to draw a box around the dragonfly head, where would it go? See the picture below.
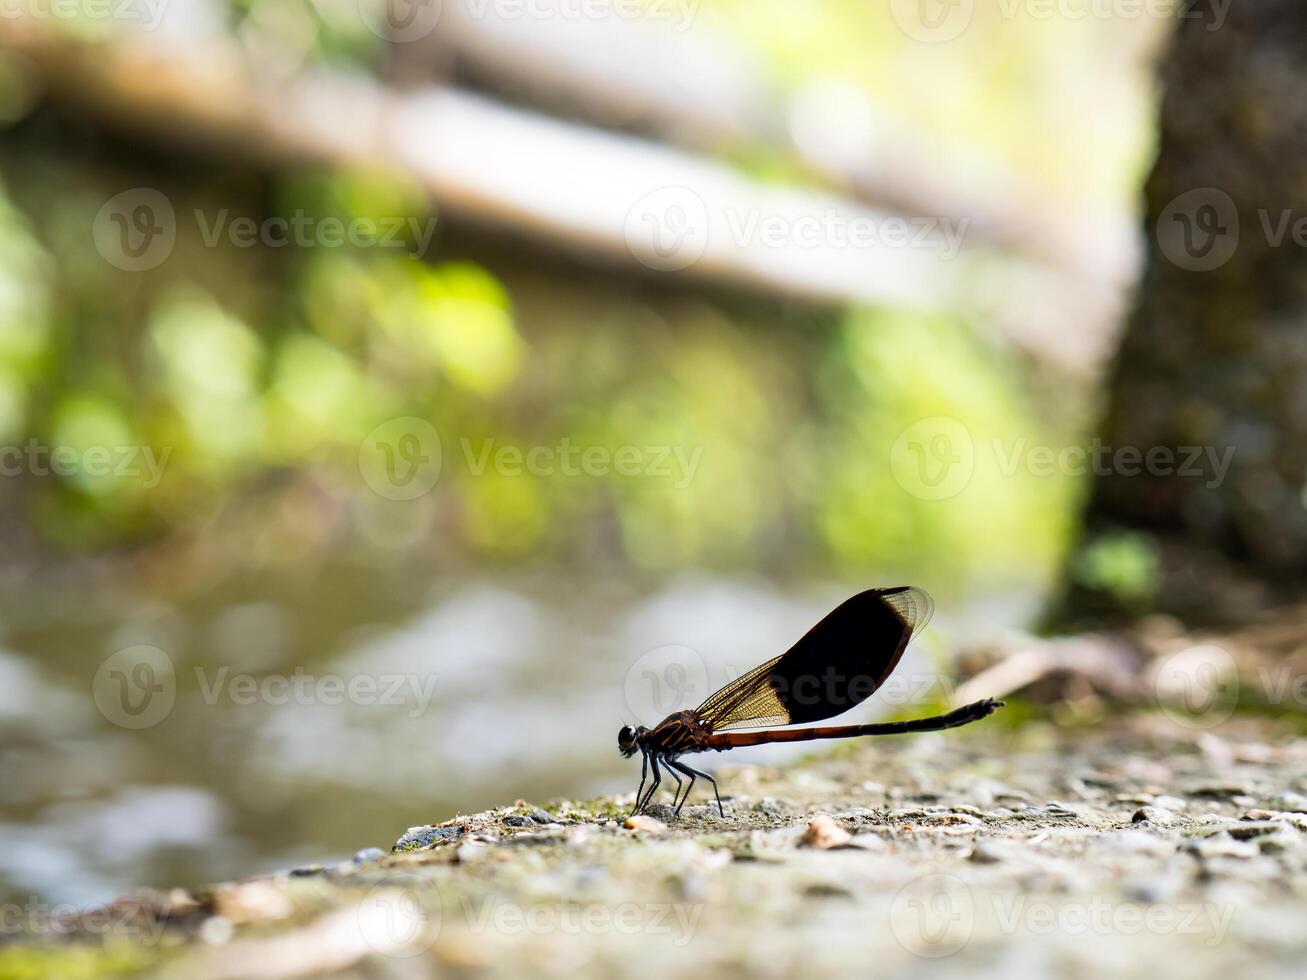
[617,725,648,758]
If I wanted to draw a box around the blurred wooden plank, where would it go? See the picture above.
[0,17,1121,370]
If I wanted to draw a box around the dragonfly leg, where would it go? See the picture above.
[674,761,723,817]
[662,758,684,814]
[666,759,697,818]
[635,755,662,815]
[630,750,650,817]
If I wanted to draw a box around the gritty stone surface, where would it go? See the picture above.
[4,718,1307,979]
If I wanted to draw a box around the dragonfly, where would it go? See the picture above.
[618,587,1003,818]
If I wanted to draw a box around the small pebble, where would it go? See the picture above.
[801,814,852,849]
[392,825,463,851]
[503,815,533,827]
[1268,792,1307,812]
[970,838,1037,864]
[530,810,556,824]
[625,815,668,834]
[353,847,385,864]
[1227,821,1283,841]
[198,916,234,946]
[1186,837,1259,859]
[456,842,491,863]
[1133,806,1179,827]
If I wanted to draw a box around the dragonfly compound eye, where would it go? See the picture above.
[617,726,638,755]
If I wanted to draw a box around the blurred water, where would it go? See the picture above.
[0,569,1036,908]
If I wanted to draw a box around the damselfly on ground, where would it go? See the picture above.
[618,587,1003,817]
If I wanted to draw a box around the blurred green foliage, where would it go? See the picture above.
[1071,530,1161,606]
[0,1,1163,598]
[0,156,1079,595]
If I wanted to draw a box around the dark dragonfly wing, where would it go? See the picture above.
[694,587,934,732]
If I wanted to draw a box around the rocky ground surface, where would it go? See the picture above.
[4,716,1307,980]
